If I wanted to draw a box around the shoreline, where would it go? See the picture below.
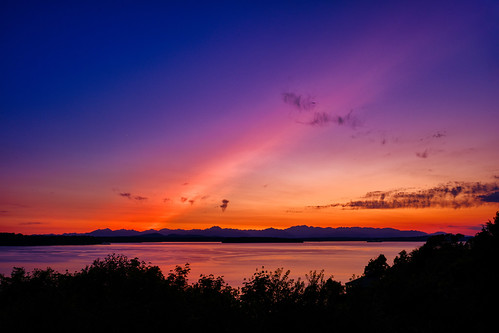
[0,232,443,246]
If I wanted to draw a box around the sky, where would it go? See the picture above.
[1,0,498,235]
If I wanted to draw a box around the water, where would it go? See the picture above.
[0,241,424,287]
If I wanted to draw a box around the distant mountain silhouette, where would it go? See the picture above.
[64,225,435,239]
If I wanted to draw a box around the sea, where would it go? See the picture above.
[0,241,424,287]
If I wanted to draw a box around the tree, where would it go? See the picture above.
[363,254,389,278]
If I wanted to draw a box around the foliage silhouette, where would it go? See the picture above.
[1,212,498,332]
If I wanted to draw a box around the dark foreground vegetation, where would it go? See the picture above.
[1,213,498,333]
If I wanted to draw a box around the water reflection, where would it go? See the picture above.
[0,241,424,286]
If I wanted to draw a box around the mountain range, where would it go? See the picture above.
[62,225,443,239]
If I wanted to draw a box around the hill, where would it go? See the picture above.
[67,225,431,239]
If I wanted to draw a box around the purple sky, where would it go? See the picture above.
[1,0,498,234]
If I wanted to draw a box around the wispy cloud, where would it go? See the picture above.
[19,221,46,225]
[433,131,446,138]
[282,91,361,129]
[118,192,148,201]
[415,131,446,158]
[307,109,361,128]
[282,92,316,111]
[285,209,303,213]
[416,149,429,158]
[308,182,499,210]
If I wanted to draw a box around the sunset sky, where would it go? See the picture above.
[1,0,498,235]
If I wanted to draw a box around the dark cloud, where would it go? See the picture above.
[308,203,341,210]
[282,91,362,129]
[0,210,8,214]
[335,110,358,126]
[307,110,360,128]
[420,131,447,142]
[163,198,171,203]
[118,192,147,201]
[433,131,446,138]
[178,195,208,205]
[308,182,499,210]
[479,191,499,203]
[220,199,229,212]
[19,221,45,225]
[416,149,429,158]
[282,92,316,111]
[308,112,331,126]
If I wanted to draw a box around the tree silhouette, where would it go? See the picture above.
[363,254,389,278]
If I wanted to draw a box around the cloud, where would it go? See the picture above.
[308,182,499,210]
[416,149,429,158]
[118,192,147,201]
[308,112,331,126]
[220,199,229,212]
[163,198,171,203]
[282,92,316,111]
[282,91,362,129]
[446,224,483,231]
[307,110,361,128]
[420,131,447,142]
[479,191,499,203]
[179,195,208,205]
[19,221,46,225]
[433,131,446,138]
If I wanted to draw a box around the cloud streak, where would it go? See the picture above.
[308,110,360,128]
[308,182,499,210]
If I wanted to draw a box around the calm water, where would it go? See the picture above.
[0,241,424,286]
